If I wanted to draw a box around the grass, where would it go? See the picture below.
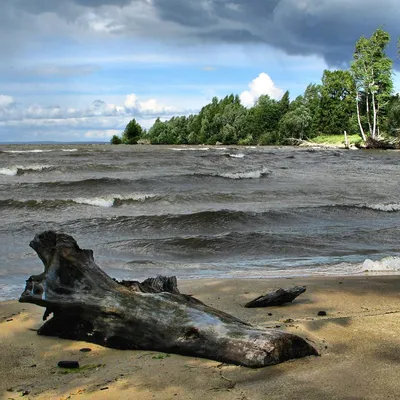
[310,134,362,146]
[57,364,106,374]
[152,353,171,360]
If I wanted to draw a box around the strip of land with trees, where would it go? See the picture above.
[111,28,400,147]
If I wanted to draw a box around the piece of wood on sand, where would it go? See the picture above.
[245,286,306,308]
[19,231,318,368]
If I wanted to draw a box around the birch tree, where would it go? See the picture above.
[350,28,393,141]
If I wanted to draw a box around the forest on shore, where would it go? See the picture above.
[111,28,400,146]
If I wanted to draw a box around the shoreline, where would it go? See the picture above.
[1,275,399,399]
[1,268,400,302]
[2,269,400,302]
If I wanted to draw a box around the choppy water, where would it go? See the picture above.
[1,144,400,300]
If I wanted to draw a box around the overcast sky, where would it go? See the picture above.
[0,0,399,142]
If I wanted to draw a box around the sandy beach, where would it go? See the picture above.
[1,276,399,400]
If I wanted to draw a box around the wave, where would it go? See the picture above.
[172,147,210,151]
[229,153,245,158]
[0,164,53,176]
[2,149,53,153]
[3,148,77,153]
[216,167,270,179]
[360,256,400,272]
[63,210,289,237]
[0,194,158,209]
[105,230,322,260]
[74,194,158,207]
[359,203,400,212]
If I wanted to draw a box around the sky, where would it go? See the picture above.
[0,0,399,142]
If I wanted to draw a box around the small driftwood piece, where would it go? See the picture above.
[245,286,306,308]
[19,231,317,368]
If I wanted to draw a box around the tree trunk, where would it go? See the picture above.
[19,231,318,368]
[356,95,367,142]
[366,93,373,137]
[371,90,377,139]
[344,131,349,149]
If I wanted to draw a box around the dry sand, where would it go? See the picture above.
[1,276,399,400]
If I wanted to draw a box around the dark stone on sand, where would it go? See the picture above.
[57,361,79,369]
[317,311,327,316]
[79,348,92,353]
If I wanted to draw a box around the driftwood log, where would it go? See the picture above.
[364,137,398,150]
[19,231,317,368]
[245,286,306,308]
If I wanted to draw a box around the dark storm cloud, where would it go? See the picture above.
[149,0,400,65]
[200,29,265,44]
[1,0,400,65]
[152,0,217,27]
[13,0,132,14]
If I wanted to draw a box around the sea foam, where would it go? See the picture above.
[172,147,210,151]
[0,164,53,176]
[3,149,53,153]
[362,203,400,212]
[361,256,400,272]
[73,193,157,207]
[218,167,270,179]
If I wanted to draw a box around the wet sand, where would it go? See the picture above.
[1,276,399,400]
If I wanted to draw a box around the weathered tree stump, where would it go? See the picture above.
[245,286,306,308]
[19,231,318,368]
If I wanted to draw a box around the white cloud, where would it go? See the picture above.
[84,129,120,138]
[124,94,176,114]
[240,73,284,107]
[0,92,189,141]
[0,95,15,109]
[0,93,181,123]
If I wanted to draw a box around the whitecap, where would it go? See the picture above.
[21,164,53,172]
[0,164,53,175]
[0,167,18,176]
[74,197,115,207]
[172,147,210,151]
[229,153,245,159]
[362,203,400,212]
[218,167,270,179]
[61,149,78,152]
[360,257,400,272]
[73,193,157,208]
[3,149,52,153]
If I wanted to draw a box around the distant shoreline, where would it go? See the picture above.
[0,141,108,145]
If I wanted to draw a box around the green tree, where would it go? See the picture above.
[303,84,322,137]
[279,105,312,141]
[278,90,290,117]
[351,28,393,141]
[122,118,143,144]
[387,95,400,137]
[110,135,122,145]
[319,70,355,135]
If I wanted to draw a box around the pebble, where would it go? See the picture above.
[79,348,92,353]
